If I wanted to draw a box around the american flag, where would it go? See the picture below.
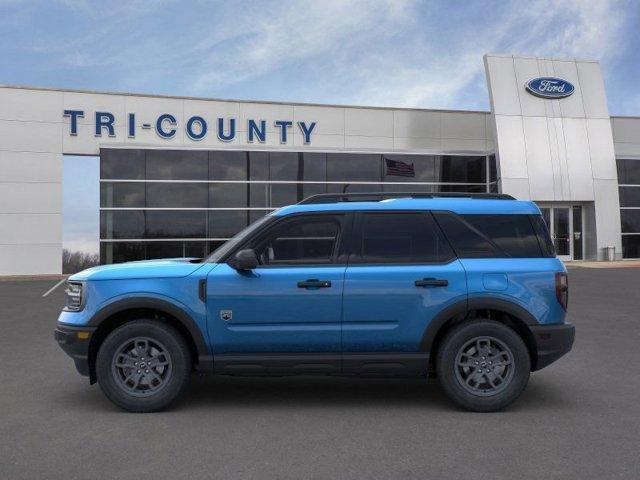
[385,157,415,177]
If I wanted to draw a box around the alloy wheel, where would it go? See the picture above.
[454,336,515,397]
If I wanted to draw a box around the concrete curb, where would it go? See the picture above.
[0,274,69,282]
[565,261,640,269]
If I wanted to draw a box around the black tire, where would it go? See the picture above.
[436,320,530,412]
[96,320,191,412]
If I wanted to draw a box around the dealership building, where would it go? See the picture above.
[1,53,640,275]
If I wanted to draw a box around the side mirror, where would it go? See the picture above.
[232,249,258,271]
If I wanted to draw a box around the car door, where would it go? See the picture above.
[207,213,349,372]
[341,211,467,374]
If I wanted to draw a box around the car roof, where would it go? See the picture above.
[274,197,541,216]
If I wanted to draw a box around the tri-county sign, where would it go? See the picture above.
[525,77,575,99]
[63,110,317,144]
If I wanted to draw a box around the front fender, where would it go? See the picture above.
[86,294,210,358]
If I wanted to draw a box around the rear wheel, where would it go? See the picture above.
[436,320,530,412]
[96,320,191,412]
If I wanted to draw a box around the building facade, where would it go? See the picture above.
[1,53,640,275]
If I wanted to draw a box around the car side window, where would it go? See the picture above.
[351,212,454,264]
[433,212,545,258]
[252,216,342,266]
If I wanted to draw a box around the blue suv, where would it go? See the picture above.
[55,193,574,412]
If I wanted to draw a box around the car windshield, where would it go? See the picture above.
[204,214,273,263]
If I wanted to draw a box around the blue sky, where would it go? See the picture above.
[2,0,639,253]
[2,0,639,112]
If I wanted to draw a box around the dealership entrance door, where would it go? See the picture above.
[538,205,583,261]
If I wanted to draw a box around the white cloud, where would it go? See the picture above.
[180,0,630,109]
[189,0,418,91]
[347,0,628,108]
[16,0,632,111]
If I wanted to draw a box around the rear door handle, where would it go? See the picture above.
[415,278,448,287]
[297,279,332,289]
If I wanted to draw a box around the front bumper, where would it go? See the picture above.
[530,322,575,371]
[54,324,96,377]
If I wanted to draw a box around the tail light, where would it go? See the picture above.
[555,272,568,311]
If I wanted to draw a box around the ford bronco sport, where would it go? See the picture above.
[55,192,574,412]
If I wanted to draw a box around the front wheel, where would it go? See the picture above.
[436,320,530,412]
[96,320,191,412]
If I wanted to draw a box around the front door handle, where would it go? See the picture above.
[297,279,332,289]
[415,278,448,287]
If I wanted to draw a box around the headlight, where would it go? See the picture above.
[63,282,85,312]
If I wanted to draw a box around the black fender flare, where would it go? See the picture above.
[87,297,211,366]
[420,297,539,353]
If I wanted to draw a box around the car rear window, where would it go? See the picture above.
[433,212,551,258]
[352,212,454,264]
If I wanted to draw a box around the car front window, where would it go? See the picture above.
[204,215,273,263]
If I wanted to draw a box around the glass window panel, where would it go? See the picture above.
[210,183,247,208]
[617,159,640,185]
[618,186,640,207]
[100,211,145,239]
[572,206,583,260]
[146,241,184,259]
[184,242,207,258]
[622,235,640,258]
[146,183,208,208]
[207,240,227,256]
[249,183,269,208]
[552,208,571,255]
[434,212,499,258]
[254,217,340,265]
[621,210,640,233]
[462,215,543,257]
[270,152,299,181]
[382,184,432,194]
[270,183,300,207]
[210,151,247,180]
[302,153,327,181]
[100,149,145,179]
[249,210,269,225]
[249,152,269,180]
[489,154,498,182]
[145,211,206,238]
[301,183,327,201]
[326,183,382,194]
[327,154,382,182]
[146,150,208,180]
[355,213,453,264]
[436,184,486,193]
[100,182,145,208]
[437,155,486,183]
[100,242,146,264]
[382,155,437,183]
[209,210,249,238]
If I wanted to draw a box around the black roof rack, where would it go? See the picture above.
[298,192,515,205]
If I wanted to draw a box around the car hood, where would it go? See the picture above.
[69,258,207,281]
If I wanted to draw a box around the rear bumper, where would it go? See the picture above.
[530,322,575,371]
[54,324,96,377]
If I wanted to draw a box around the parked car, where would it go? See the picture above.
[55,192,574,412]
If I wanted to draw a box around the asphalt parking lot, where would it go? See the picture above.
[1,267,639,480]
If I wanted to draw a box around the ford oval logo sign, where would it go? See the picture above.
[526,77,575,99]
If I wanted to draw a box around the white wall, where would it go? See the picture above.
[0,88,64,275]
[612,116,640,158]
[484,54,622,260]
